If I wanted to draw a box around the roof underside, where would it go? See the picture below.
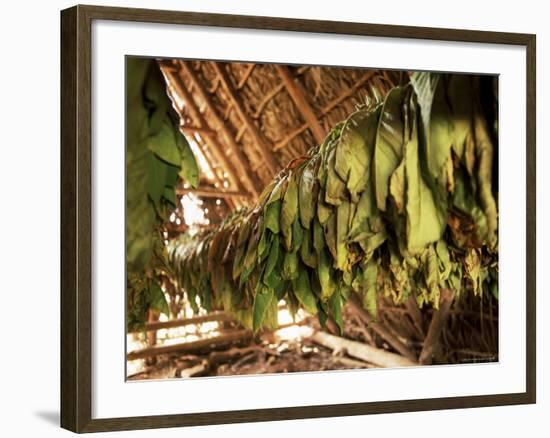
[159,59,406,231]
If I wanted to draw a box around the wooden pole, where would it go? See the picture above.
[175,187,248,199]
[211,62,280,177]
[311,331,417,368]
[129,312,233,333]
[237,63,256,89]
[178,61,262,197]
[179,125,216,137]
[321,71,377,114]
[419,288,455,364]
[274,65,327,145]
[347,294,418,362]
[127,329,252,360]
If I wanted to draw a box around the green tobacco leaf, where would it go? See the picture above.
[335,111,371,202]
[143,63,170,134]
[264,235,280,279]
[312,219,325,254]
[149,281,169,316]
[411,72,453,186]
[325,147,346,205]
[318,248,336,300]
[264,200,282,234]
[374,86,407,211]
[324,213,337,262]
[148,121,182,166]
[282,251,299,280]
[178,135,199,188]
[424,245,441,306]
[300,227,317,268]
[329,289,344,333]
[447,75,474,158]
[257,227,271,263]
[162,186,176,207]
[299,158,317,229]
[281,173,298,251]
[351,259,377,317]
[435,240,452,281]
[335,200,351,270]
[253,286,274,332]
[292,269,318,314]
[146,151,167,209]
[464,248,481,295]
[405,97,447,252]
[389,158,406,214]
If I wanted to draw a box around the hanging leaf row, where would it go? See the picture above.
[166,71,499,333]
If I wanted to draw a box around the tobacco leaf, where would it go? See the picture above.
[292,269,318,315]
[404,96,447,252]
[299,157,318,229]
[374,86,407,211]
[253,286,275,332]
[281,173,299,251]
[178,134,199,189]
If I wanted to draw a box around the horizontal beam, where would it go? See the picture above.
[176,187,249,199]
[179,125,216,137]
[129,312,232,333]
[127,329,252,360]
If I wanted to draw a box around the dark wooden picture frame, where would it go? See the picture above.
[61,4,536,433]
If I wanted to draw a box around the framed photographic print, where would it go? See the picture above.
[60,4,536,433]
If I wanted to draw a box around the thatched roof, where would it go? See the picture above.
[159,59,406,232]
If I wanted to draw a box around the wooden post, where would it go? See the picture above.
[211,62,280,177]
[178,61,262,197]
[419,288,455,364]
[274,65,327,145]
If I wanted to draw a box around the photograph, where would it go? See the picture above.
[125,57,499,380]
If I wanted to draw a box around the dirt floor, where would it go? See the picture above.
[127,291,498,381]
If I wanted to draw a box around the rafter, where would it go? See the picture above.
[275,64,327,145]
[211,62,280,177]
[272,72,379,153]
[321,71,377,114]
[179,125,215,136]
[174,61,261,198]
[179,61,262,197]
[253,82,285,119]
[237,63,255,89]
